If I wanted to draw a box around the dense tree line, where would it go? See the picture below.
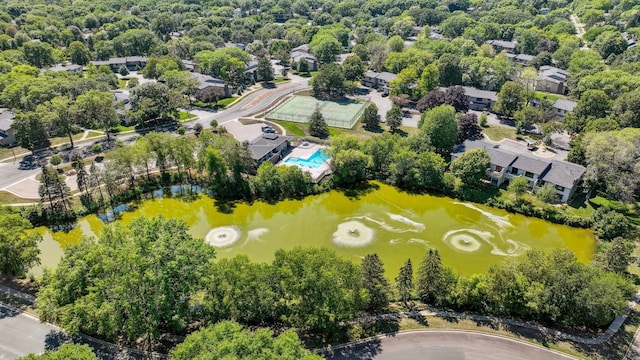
[32,129,318,225]
[37,216,634,353]
[330,104,486,193]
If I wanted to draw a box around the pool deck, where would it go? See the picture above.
[279,144,332,182]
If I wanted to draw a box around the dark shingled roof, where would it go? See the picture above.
[0,108,15,131]
[511,155,551,175]
[248,134,292,160]
[452,138,585,189]
[542,160,586,189]
[452,140,515,168]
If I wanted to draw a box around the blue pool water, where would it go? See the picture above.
[285,149,330,168]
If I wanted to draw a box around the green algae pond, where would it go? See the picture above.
[35,182,596,276]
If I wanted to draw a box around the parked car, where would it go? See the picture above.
[262,125,276,133]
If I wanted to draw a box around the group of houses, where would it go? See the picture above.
[487,39,571,95]
[452,138,586,203]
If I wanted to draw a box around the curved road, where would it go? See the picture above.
[0,304,60,359]
[323,330,579,360]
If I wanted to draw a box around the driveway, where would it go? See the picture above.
[222,120,264,143]
[324,330,578,360]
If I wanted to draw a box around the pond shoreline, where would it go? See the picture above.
[35,182,596,277]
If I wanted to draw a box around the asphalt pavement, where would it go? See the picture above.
[0,304,60,359]
[323,330,578,360]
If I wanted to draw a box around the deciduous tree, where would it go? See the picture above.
[385,104,403,133]
[0,208,42,277]
[450,148,491,188]
[419,105,457,155]
[171,321,321,360]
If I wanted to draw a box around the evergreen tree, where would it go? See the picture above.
[362,103,380,130]
[396,258,413,308]
[257,54,274,81]
[362,254,391,313]
[72,153,92,205]
[386,104,403,133]
[309,105,329,138]
[416,249,450,306]
[38,166,73,221]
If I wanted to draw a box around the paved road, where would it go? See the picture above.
[324,330,578,360]
[0,304,59,359]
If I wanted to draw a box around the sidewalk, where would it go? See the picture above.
[346,290,640,346]
[1,172,78,199]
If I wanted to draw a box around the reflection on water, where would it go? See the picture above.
[36,182,596,276]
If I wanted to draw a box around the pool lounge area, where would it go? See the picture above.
[280,143,332,182]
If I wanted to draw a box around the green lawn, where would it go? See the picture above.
[48,132,86,146]
[118,78,128,89]
[273,77,290,84]
[273,121,306,136]
[483,125,517,141]
[178,111,197,122]
[0,191,36,204]
[217,97,236,106]
[534,91,565,101]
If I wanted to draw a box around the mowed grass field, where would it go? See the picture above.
[266,95,367,129]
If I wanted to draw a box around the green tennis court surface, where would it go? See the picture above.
[266,96,367,128]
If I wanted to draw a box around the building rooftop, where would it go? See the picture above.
[365,71,397,82]
[248,134,293,160]
[539,65,568,84]
[542,160,586,189]
[461,86,498,101]
[452,138,585,189]
[486,40,517,50]
[0,108,15,131]
[291,44,311,53]
[45,63,83,72]
[193,72,226,90]
[553,99,577,112]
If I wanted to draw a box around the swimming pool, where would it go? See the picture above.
[284,149,330,168]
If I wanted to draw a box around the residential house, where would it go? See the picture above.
[112,91,133,125]
[193,72,233,100]
[409,26,423,37]
[92,56,149,72]
[530,98,577,117]
[225,42,246,51]
[245,59,260,82]
[361,71,397,94]
[486,40,517,54]
[43,63,83,75]
[506,53,534,66]
[551,99,577,117]
[290,44,319,72]
[461,86,498,111]
[182,59,196,72]
[0,108,16,147]
[451,138,586,203]
[535,65,569,95]
[248,133,293,164]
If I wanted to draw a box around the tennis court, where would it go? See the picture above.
[266,96,367,129]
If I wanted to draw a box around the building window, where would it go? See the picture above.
[524,171,534,178]
[555,185,565,192]
[510,167,518,175]
[495,165,502,172]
